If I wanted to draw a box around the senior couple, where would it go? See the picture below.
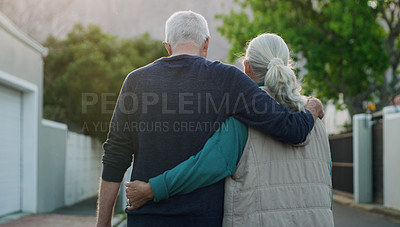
[96,10,333,227]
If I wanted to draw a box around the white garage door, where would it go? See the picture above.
[0,84,22,216]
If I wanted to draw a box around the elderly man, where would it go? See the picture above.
[96,11,323,227]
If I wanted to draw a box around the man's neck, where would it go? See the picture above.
[171,42,202,57]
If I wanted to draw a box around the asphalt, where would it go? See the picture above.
[0,214,97,227]
[116,198,400,227]
[333,203,400,227]
[0,196,126,227]
[333,192,400,225]
[53,197,98,216]
[1,193,399,226]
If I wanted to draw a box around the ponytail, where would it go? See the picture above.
[244,34,306,112]
[264,58,306,112]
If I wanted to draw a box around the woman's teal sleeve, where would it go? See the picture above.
[148,117,248,202]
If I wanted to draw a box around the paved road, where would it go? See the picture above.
[53,197,98,216]
[0,214,96,227]
[2,200,400,226]
[333,203,400,227]
[117,203,400,227]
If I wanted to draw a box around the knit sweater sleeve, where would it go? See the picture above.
[101,74,136,182]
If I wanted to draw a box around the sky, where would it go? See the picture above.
[0,0,240,61]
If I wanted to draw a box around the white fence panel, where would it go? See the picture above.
[383,106,400,210]
[65,132,103,206]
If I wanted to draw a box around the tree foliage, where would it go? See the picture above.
[44,24,167,141]
[217,0,399,116]
[374,0,400,106]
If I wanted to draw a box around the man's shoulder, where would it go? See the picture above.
[124,60,160,83]
[203,59,247,84]
[205,59,242,73]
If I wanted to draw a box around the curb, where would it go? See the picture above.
[333,191,400,224]
[0,212,31,225]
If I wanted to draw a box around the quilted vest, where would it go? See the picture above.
[223,119,334,227]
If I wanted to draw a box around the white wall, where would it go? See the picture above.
[37,120,67,213]
[383,106,400,210]
[65,132,103,206]
[38,121,104,211]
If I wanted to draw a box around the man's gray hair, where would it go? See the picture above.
[165,11,210,49]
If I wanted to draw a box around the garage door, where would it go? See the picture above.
[0,84,22,216]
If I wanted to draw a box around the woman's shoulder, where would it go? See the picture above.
[246,117,328,148]
[313,118,329,137]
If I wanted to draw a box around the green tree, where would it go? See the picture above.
[43,24,167,141]
[217,0,398,116]
[374,0,400,105]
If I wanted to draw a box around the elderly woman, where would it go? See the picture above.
[125,33,333,226]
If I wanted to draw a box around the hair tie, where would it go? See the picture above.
[267,57,284,70]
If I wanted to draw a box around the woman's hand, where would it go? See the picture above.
[125,180,154,210]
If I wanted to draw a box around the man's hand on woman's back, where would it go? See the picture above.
[305,97,324,121]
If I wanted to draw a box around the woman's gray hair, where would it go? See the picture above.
[165,11,210,49]
[244,33,306,112]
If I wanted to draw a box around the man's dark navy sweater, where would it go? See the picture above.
[102,55,314,226]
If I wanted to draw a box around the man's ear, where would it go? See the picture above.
[201,37,210,57]
[244,60,259,83]
[163,41,173,55]
[244,60,252,76]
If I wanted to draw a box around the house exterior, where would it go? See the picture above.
[0,12,102,217]
[0,11,47,216]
